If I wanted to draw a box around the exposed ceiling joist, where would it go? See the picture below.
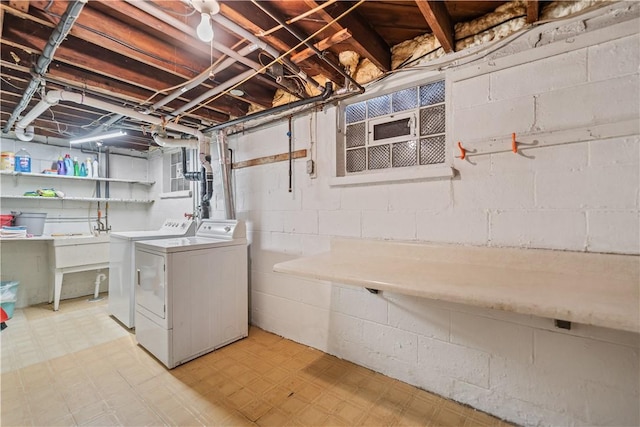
[218,2,344,84]
[290,29,352,64]
[415,0,455,53]
[303,0,391,72]
[527,0,540,24]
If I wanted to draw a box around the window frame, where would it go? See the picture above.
[332,76,454,186]
[159,148,195,199]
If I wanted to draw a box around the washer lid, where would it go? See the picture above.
[135,236,246,253]
[111,219,195,240]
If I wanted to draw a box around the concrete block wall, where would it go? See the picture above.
[224,4,639,426]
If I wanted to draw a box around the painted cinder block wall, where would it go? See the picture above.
[166,3,639,426]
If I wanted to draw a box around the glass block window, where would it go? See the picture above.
[342,80,445,175]
[164,149,194,193]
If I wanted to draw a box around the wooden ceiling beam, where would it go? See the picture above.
[415,0,455,53]
[290,28,352,64]
[23,1,265,116]
[27,1,212,79]
[303,0,391,72]
[526,0,540,24]
[0,48,236,123]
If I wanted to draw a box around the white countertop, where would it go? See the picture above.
[274,238,640,334]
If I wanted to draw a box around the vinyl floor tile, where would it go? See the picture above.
[1,295,511,427]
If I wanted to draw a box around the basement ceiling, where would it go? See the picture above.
[0,0,545,152]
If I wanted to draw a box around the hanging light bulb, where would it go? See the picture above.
[196,12,214,42]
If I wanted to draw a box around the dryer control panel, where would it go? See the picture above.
[196,219,246,240]
[159,218,193,232]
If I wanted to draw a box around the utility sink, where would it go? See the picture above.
[52,234,110,267]
[49,233,110,310]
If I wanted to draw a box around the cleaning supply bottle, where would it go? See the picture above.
[14,148,31,173]
[73,157,80,176]
[57,156,66,175]
[85,158,93,178]
[64,154,73,176]
[92,158,99,178]
[79,161,87,177]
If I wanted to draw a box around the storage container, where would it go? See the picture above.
[0,281,19,319]
[12,212,47,236]
[0,214,13,227]
[0,152,14,171]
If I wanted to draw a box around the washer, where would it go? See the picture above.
[108,218,195,328]
[134,219,248,369]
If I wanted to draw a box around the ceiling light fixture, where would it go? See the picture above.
[229,89,245,97]
[196,13,214,42]
[191,0,219,42]
[70,130,126,144]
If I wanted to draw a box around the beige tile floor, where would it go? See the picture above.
[0,295,512,426]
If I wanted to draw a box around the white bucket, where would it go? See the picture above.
[12,212,47,236]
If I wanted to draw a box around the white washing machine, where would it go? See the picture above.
[108,218,195,328]
[134,219,248,369]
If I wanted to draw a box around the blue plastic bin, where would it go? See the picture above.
[0,281,19,319]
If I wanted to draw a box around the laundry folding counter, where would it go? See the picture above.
[274,238,640,333]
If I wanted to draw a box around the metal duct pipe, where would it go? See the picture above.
[251,0,365,93]
[216,130,235,219]
[181,148,213,219]
[203,82,333,132]
[3,0,87,134]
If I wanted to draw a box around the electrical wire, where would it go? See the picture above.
[1,76,23,91]
[183,0,367,117]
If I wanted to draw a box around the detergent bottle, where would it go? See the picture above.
[57,156,66,175]
[73,157,80,176]
[64,154,74,176]
[85,158,93,178]
[92,158,99,178]
[79,161,87,177]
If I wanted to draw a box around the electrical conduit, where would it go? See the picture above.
[3,0,87,135]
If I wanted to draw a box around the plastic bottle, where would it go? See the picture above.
[64,154,73,176]
[79,162,87,177]
[85,158,93,178]
[14,148,31,173]
[73,157,80,176]
[92,158,99,178]
[57,156,65,175]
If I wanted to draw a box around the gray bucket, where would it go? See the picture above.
[12,212,47,236]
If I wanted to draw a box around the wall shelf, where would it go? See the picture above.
[0,170,155,186]
[1,195,154,204]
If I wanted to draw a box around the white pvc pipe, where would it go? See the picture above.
[14,90,207,149]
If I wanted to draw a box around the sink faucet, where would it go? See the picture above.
[94,207,111,234]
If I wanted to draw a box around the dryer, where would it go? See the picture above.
[108,218,195,328]
[134,219,248,369]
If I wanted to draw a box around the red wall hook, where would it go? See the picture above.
[457,141,466,160]
[512,132,518,154]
